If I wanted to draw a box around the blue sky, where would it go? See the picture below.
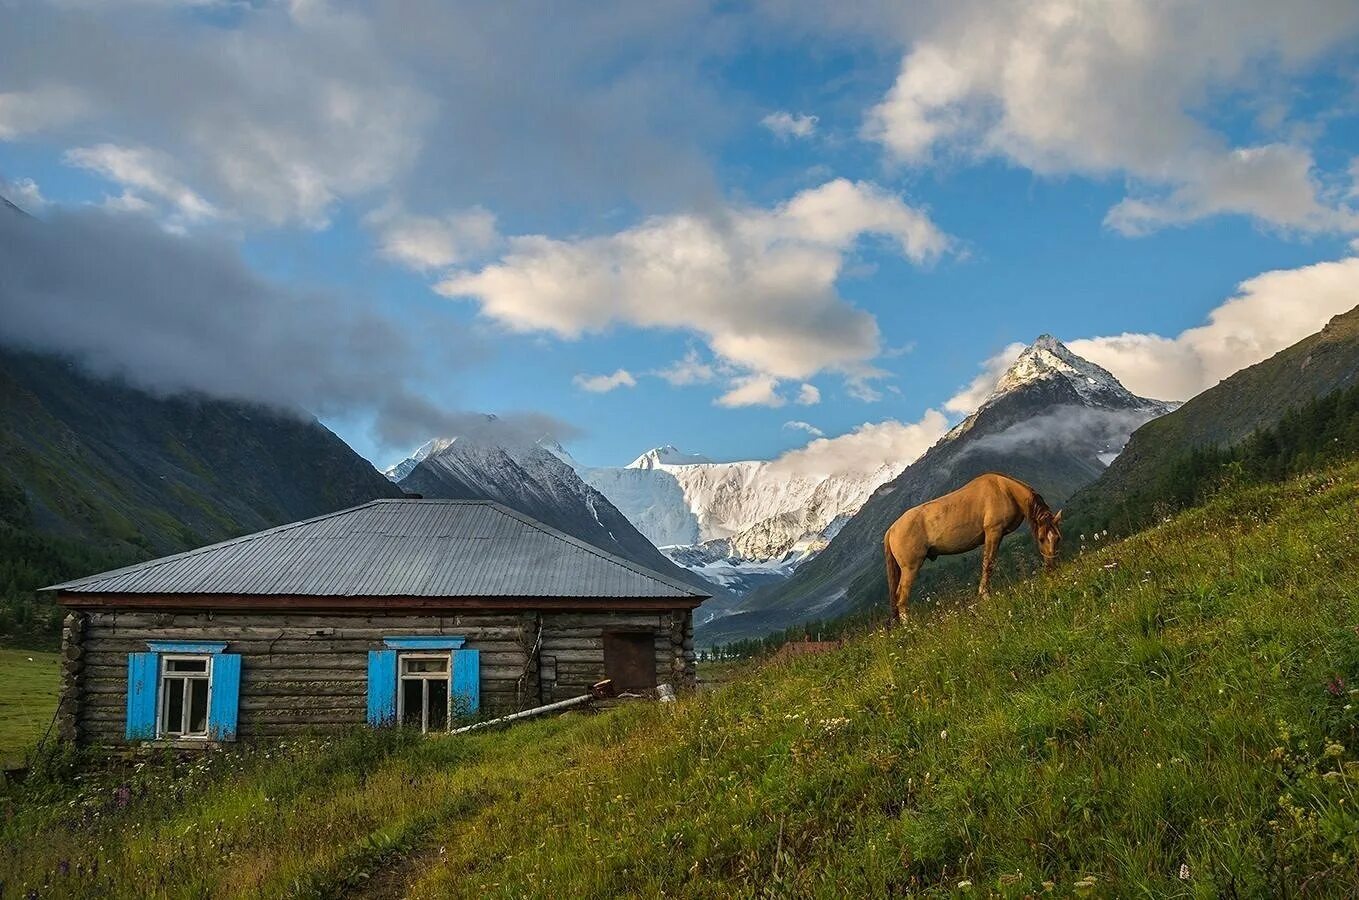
[2,0,1358,472]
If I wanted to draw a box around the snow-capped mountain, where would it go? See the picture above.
[699,334,1174,644]
[577,446,910,595]
[385,432,719,599]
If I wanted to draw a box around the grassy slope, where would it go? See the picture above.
[3,462,1359,897]
[0,649,59,768]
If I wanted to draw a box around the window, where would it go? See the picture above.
[159,655,212,739]
[399,653,449,733]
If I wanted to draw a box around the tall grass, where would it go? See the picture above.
[4,462,1359,897]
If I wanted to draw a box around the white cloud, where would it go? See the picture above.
[795,383,820,405]
[1071,256,1359,400]
[0,86,87,139]
[0,176,45,212]
[654,349,718,386]
[861,0,1359,233]
[65,144,217,221]
[761,110,818,140]
[2,5,430,228]
[368,206,499,271]
[716,374,785,408]
[783,420,824,437]
[573,369,637,393]
[945,341,1025,414]
[769,411,950,478]
[947,255,1359,409]
[437,179,951,385]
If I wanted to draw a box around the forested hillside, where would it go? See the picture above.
[0,346,403,642]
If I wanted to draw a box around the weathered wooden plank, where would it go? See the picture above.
[84,637,526,654]
[88,625,528,642]
[87,612,526,629]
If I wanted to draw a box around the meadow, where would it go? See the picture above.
[0,648,59,769]
[2,460,1358,897]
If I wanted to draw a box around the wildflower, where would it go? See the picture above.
[1327,675,1346,697]
[957,879,972,889]
[1179,863,1190,880]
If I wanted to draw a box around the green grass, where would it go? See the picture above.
[4,462,1359,897]
[0,649,59,768]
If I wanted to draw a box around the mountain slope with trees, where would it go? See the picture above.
[1064,303,1359,537]
[0,346,403,640]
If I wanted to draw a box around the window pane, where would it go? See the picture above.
[428,679,448,731]
[188,678,209,735]
[402,657,448,674]
[163,677,185,735]
[166,657,208,672]
[401,679,423,728]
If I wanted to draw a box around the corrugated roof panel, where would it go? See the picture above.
[46,500,708,601]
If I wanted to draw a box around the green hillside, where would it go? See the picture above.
[3,460,1359,897]
[1066,303,1359,538]
[0,346,403,642]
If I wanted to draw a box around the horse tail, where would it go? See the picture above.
[884,533,901,610]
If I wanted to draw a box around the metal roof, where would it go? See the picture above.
[46,500,709,600]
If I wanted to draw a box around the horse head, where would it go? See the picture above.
[1034,508,1063,570]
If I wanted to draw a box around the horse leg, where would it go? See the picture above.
[884,540,902,622]
[895,558,921,622]
[979,527,1002,598]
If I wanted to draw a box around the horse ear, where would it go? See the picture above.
[1053,510,1063,525]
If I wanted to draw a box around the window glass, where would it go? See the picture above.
[166,658,208,673]
[188,678,209,733]
[428,679,448,731]
[402,657,448,674]
[164,677,185,734]
[401,679,424,728]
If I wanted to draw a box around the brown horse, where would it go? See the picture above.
[883,473,1062,622]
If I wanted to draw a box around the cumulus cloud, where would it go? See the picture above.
[437,178,950,391]
[0,205,572,451]
[0,176,45,212]
[795,383,821,405]
[0,3,430,227]
[761,111,818,140]
[1070,256,1359,399]
[858,0,1359,233]
[573,369,637,393]
[769,411,950,478]
[945,341,1025,414]
[947,254,1359,410]
[65,144,217,221]
[783,420,824,437]
[367,206,500,271]
[0,86,87,139]
[654,349,718,386]
[717,374,785,408]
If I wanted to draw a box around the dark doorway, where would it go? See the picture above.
[603,631,658,692]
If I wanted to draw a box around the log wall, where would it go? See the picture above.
[68,606,696,744]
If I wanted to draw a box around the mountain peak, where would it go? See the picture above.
[989,334,1131,404]
[627,445,712,470]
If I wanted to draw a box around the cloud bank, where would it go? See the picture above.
[0,205,569,450]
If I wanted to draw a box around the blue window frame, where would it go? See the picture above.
[367,636,479,729]
[125,641,240,742]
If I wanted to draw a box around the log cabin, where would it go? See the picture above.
[43,499,706,746]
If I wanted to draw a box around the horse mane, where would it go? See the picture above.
[1028,491,1055,528]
